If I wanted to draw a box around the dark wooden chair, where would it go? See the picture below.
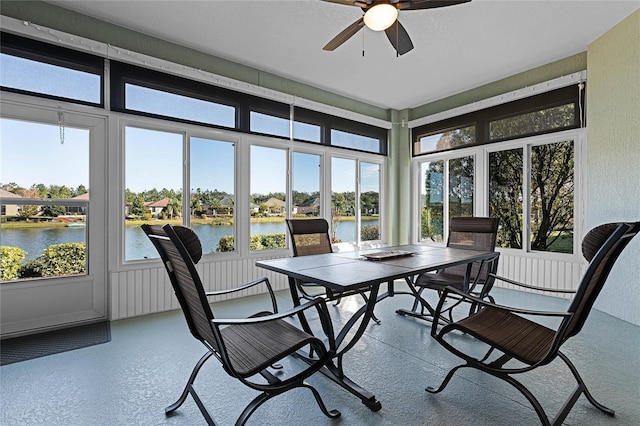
[397,216,499,324]
[286,218,380,323]
[142,224,341,426]
[428,221,640,425]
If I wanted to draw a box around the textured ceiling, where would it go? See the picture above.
[44,0,639,110]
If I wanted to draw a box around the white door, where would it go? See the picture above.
[0,100,107,336]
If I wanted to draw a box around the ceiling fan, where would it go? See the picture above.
[322,0,471,55]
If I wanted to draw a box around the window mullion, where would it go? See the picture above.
[523,145,532,253]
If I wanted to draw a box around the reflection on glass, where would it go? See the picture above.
[124,127,182,260]
[416,125,475,154]
[530,141,574,253]
[421,160,444,242]
[190,137,235,253]
[489,148,523,249]
[250,146,286,250]
[331,157,356,243]
[490,104,575,140]
[360,162,380,241]
[292,152,321,218]
[448,156,474,222]
[125,84,235,127]
[0,118,90,280]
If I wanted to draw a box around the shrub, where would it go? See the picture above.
[19,260,43,278]
[1,246,26,281]
[217,235,235,252]
[361,225,380,241]
[259,233,286,249]
[217,234,286,252]
[33,242,86,277]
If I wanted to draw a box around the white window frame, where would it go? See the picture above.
[412,128,584,261]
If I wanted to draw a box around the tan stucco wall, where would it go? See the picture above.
[586,10,640,325]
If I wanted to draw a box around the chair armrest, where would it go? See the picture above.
[437,286,572,319]
[205,277,278,313]
[489,273,576,294]
[211,297,336,349]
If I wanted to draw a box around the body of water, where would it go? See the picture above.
[2,219,379,261]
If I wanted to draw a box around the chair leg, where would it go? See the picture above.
[302,381,342,419]
[557,352,615,418]
[235,382,340,426]
[166,351,214,415]
[426,364,468,394]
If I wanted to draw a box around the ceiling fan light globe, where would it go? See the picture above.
[363,4,398,31]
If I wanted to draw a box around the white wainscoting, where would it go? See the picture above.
[109,255,290,321]
[110,251,585,320]
[493,250,584,298]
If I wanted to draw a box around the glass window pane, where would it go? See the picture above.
[489,148,523,249]
[530,141,574,253]
[331,129,380,153]
[250,111,289,138]
[1,118,89,280]
[190,137,235,254]
[250,146,286,251]
[0,53,101,104]
[416,125,475,155]
[292,152,321,218]
[125,84,235,127]
[124,127,183,261]
[490,104,575,140]
[420,161,444,242]
[331,158,356,243]
[448,156,474,221]
[293,120,321,143]
[360,162,380,241]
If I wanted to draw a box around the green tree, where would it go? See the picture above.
[131,194,147,217]
[41,205,66,217]
[75,184,88,196]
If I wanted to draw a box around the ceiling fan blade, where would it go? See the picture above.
[385,20,414,55]
[321,0,363,5]
[323,17,365,51]
[407,0,472,10]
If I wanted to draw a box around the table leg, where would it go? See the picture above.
[289,277,385,411]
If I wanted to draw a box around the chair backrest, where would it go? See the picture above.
[286,218,333,257]
[443,216,499,279]
[142,224,218,349]
[564,221,640,339]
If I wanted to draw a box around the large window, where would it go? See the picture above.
[414,84,583,255]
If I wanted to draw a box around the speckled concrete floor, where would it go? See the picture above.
[1,284,638,426]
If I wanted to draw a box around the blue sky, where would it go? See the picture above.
[1,118,89,190]
[2,119,370,195]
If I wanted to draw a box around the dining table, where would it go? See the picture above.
[256,243,500,412]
